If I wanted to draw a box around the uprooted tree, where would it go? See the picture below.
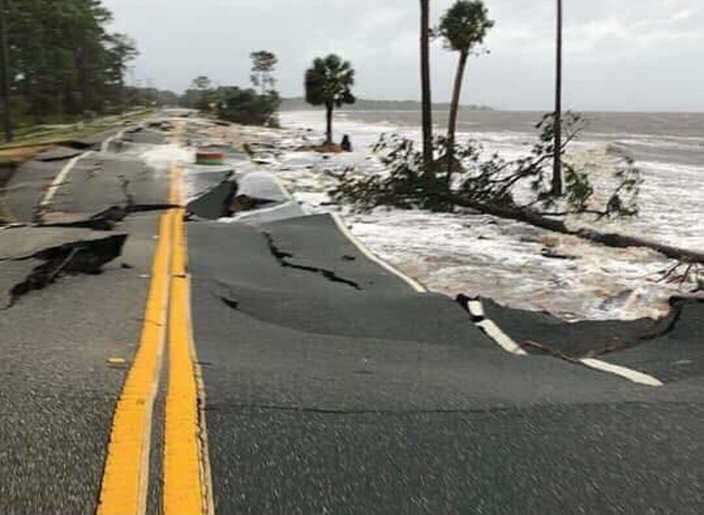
[332,112,639,216]
[330,112,704,265]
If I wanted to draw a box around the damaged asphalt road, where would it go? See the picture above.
[187,209,704,514]
[2,116,704,514]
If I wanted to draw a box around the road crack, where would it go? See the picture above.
[263,231,361,290]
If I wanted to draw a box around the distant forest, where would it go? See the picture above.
[280,97,494,112]
[0,0,152,128]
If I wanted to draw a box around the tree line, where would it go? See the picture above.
[0,0,138,140]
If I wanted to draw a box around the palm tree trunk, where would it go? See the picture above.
[552,0,563,195]
[420,0,433,175]
[445,50,468,188]
[325,102,333,144]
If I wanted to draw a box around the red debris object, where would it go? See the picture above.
[195,150,225,165]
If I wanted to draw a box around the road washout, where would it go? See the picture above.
[171,115,703,385]
[0,117,176,306]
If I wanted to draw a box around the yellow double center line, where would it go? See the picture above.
[97,165,212,515]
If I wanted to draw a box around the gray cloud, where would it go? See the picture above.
[102,0,704,111]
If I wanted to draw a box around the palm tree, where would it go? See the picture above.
[439,0,494,180]
[304,54,355,145]
[420,0,433,173]
[552,0,563,195]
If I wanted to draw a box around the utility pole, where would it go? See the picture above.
[552,0,563,195]
[0,0,13,143]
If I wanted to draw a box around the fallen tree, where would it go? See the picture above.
[331,112,704,266]
[449,195,704,264]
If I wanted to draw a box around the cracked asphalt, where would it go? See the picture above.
[1,118,703,514]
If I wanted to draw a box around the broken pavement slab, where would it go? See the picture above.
[186,177,237,220]
[460,294,704,383]
[184,168,306,223]
[32,146,87,162]
[0,226,127,307]
[41,153,171,221]
[182,165,234,204]
[3,151,172,227]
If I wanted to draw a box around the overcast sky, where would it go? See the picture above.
[102,0,703,111]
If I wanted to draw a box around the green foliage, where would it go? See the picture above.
[216,87,279,127]
[331,112,641,219]
[332,135,435,211]
[438,0,495,54]
[192,76,212,91]
[185,75,216,111]
[3,0,139,122]
[304,54,355,108]
[250,50,277,95]
[125,87,179,108]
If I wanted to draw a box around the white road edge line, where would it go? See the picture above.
[330,212,426,293]
[475,319,528,356]
[101,127,129,153]
[466,300,485,319]
[464,299,662,387]
[39,151,93,210]
[580,358,664,387]
[464,298,525,355]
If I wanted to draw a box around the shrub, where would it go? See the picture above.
[216,87,280,127]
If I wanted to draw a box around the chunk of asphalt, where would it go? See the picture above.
[0,227,127,308]
[186,180,238,220]
[236,171,289,203]
[229,200,306,225]
[182,168,233,204]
